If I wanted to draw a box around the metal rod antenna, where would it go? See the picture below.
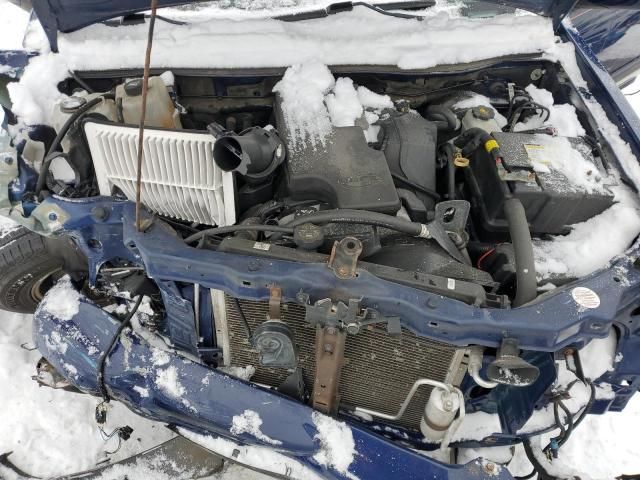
[135,0,159,231]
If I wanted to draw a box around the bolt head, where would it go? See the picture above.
[48,212,57,221]
[4,156,13,165]
[484,462,496,474]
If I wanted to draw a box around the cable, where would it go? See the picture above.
[556,400,574,447]
[232,298,252,342]
[391,172,441,201]
[96,296,144,402]
[514,469,536,480]
[70,70,95,93]
[184,224,294,245]
[35,96,105,196]
[476,247,496,269]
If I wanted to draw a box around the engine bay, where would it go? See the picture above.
[41,60,619,311]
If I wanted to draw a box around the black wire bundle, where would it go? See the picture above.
[505,88,551,133]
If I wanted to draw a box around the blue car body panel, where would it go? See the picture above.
[2,3,640,479]
[33,292,513,480]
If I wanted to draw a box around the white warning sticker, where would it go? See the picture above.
[571,287,600,309]
[253,242,271,251]
[523,144,552,173]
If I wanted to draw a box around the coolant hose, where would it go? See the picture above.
[425,105,459,131]
[503,197,537,307]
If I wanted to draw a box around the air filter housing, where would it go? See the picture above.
[84,122,236,226]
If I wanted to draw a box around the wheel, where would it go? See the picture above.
[0,225,65,313]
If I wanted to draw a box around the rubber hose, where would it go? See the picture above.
[184,224,294,244]
[283,209,423,237]
[503,198,537,307]
[35,95,105,195]
[425,105,459,131]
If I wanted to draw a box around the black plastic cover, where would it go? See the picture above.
[378,112,438,210]
[275,95,400,213]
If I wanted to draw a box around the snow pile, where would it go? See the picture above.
[274,62,394,147]
[311,412,357,477]
[273,61,335,149]
[218,364,256,381]
[514,84,585,137]
[37,275,82,321]
[230,409,282,445]
[133,385,150,398]
[156,365,186,398]
[325,77,363,127]
[533,198,640,278]
[451,411,502,442]
[0,310,175,476]
[525,134,608,194]
[8,7,555,125]
[579,329,617,380]
[6,54,70,126]
[0,1,29,50]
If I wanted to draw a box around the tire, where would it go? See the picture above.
[0,226,65,313]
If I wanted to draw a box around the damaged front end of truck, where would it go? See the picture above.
[2,0,640,478]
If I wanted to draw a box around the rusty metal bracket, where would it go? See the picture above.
[312,326,346,414]
[268,285,282,320]
[328,237,362,279]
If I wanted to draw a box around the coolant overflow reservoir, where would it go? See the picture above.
[116,76,182,129]
[420,388,461,442]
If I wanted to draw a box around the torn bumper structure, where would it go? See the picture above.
[26,198,640,480]
[34,290,511,480]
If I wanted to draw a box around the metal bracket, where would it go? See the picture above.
[297,293,401,336]
[313,326,346,414]
[268,285,282,320]
[328,237,362,279]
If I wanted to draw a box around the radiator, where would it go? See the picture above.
[221,295,466,431]
[84,122,236,226]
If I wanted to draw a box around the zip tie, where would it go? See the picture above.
[417,224,431,239]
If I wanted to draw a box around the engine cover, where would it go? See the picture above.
[274,94,400,213]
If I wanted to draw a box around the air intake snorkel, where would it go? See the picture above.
[209,123,286,184]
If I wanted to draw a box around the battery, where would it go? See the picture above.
[466,132,615,235]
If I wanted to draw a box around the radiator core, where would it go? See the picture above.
[84,122,236,226]
[224,296,464,431]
